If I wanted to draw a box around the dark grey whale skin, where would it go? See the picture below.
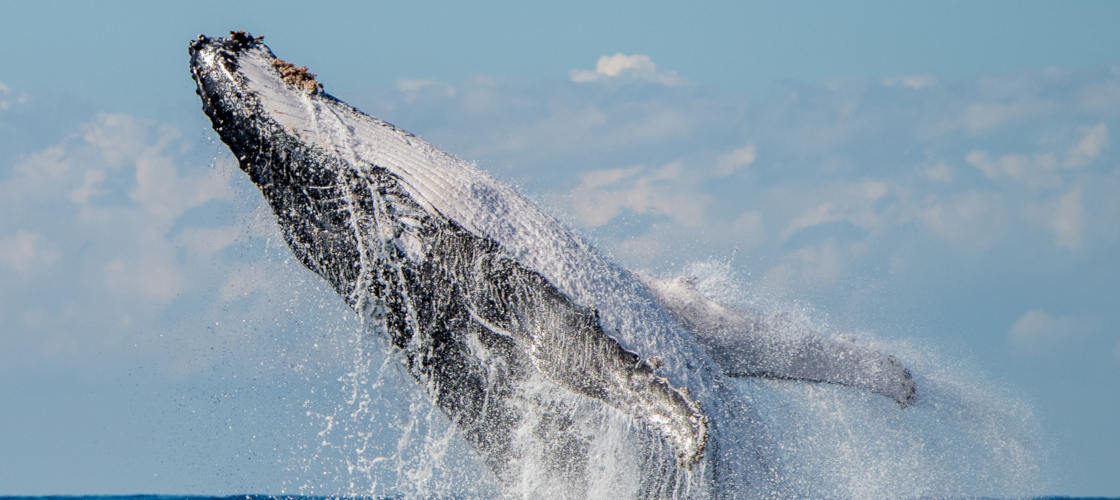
[188,34,718,496]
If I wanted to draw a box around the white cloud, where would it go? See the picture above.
[67,169,107,205]
[1008,309,1095,352]
[6,145,73,202]
[731,210,765,247]
[924,162,953,183]
[1049,188,1085,250]
[781,203,838,241]
[395,78,456,104]
[128,138,234,223]
[474,106,608,156]
[459,75,498,114]
[82,113,171,167]
[921,191,1006,250]
[965,123,1109,188]
[0,107,329,380]
[1065,123,1109,168]
[611,209,766,268]
[579,166,643,189]
[104,254,185,305]
[862,180,889,201]
[176,225,243,256]
[962,100,1047,134]
[715,143,756,176]
[965,149,1059,187]
[883,75,937,90]
[0,230,60,274]
[776,180,893,243]
[759,239,867,294]
[0,81,16,111]
[1078,81,1120,114]
[569,53,683,86]
[571,162,707,227]
[0,112,247,346]
[5,113,234,222]
[606,108,692,146]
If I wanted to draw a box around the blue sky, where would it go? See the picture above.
[1,1,1118,496]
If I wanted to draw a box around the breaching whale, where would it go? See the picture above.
[189,31,915,498]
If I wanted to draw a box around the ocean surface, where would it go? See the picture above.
[2,496,1118,500]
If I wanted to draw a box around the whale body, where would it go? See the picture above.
[189,32,915,498]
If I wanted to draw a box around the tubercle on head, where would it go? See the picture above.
[190,30,263,51]
[229,30,265,46]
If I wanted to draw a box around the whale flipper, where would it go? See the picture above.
[639,274,916,407]
[462,252,709,467]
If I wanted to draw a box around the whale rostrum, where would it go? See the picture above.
[189,32,914,496]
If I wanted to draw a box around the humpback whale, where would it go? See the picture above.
[189,31,915,497]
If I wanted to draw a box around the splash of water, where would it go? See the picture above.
[274,258,1046,498]
[190,34,1048,498]
[692,260,1048,498]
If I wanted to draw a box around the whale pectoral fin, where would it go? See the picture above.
[708,329,917,408]
[637,272,916,407]
[467,253,709,467]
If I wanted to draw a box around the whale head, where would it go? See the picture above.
[188,31,502,303]
[189,32,374,299]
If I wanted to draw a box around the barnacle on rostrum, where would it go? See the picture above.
[271,57,323,93]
